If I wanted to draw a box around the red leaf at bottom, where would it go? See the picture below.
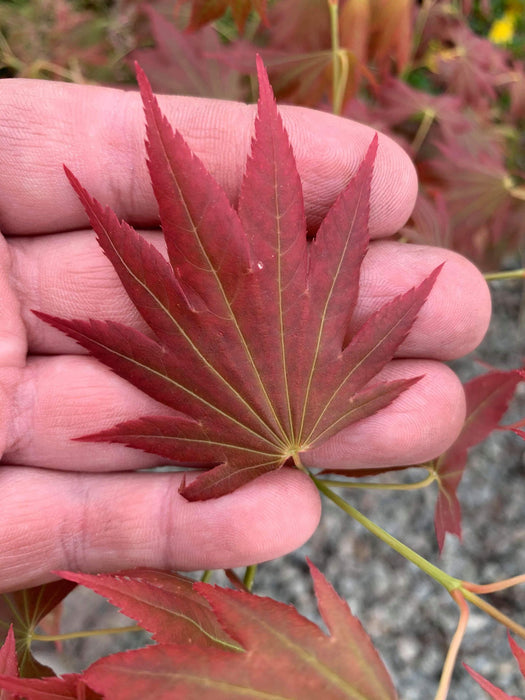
[0,673,100,700]
[82,561,396,699]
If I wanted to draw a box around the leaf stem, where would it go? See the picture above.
[410,0,435,63]
[316,470,436,491]
[462,573,525,594]
[311,474,461,592]
[411,108,436,154]
[243,565,257,591]
[311,471,525,696]
[31,625,143,643]
[224,569,250,592]
[434,590,469,700]
[485,269,525,281]
[460,588,525,640]
[201,570,213,583]
[327,0,348,115]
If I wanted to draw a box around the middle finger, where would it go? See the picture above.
[10,232,489,359]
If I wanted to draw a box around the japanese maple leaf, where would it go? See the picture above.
[433,369,524,552]
[179,0,267,33]
[57,569,238,649]
[429,24,509,110]
[373,77,466,134]
[0,627,17,700]
[130,6,243,100]
[0,672,101,700]
[465,634,525,700]
[35,58,439,501]
[79,561,397,699]
[0,580,76,678]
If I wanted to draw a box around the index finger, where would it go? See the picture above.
[0,78,417,236]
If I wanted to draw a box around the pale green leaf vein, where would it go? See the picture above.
[298,185,365,443]
[70,328,282,451]
[304,299,415,445]
[91,204,285,449]
[154,115,290,446]
[243,610,378,700]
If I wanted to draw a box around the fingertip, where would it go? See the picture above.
[303,360,467,470]
[220,467,322,562]
[432,250,492,358]
[405,248,492,360]
[279,107,418,236]
[373,131,418,235]
[174,467,322,568]
[358,242,492,360]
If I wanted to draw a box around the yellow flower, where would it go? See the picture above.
[489,9,518,45]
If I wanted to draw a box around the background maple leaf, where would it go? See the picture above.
[465,634,525,700]
[0,627,17,700]
[432,368,524,551]
[66,562,397,699]
[0,581,76,678]
[129,6,243,99]
[179,0,267,33]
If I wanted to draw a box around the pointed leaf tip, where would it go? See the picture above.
[0,625,17,678]
[255,55,274,105]
[134,61,149,91]
[135,62,157,114]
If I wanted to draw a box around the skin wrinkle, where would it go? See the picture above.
[159,475,184,570]
[0,469,58,588]
[58,472,140,574]
[58,472,91,574]
[0,366,33,458]
[0,237,26,366]
[9,232,160,352]
[0,355,166,470]
[106,89,151,221]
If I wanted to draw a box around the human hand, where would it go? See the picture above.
[0,79,490,592]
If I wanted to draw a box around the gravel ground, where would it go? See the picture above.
[39,276,525,699]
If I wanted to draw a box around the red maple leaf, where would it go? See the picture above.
[0,673,100,700]
[433,369,524,551]
[372,77,467,135]
[129,6,243,100]
[464,634,525,700]
[423,118,525,267]
[56,569,237,649]
[77,561,396,699]
[179,0,267,33]
[429,24,509,110]
[0,627,17,700]
[34,59,439,501]
[0,580,76,678]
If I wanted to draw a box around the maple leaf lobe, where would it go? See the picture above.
[34,60,439,501]
[78,563,396,699]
